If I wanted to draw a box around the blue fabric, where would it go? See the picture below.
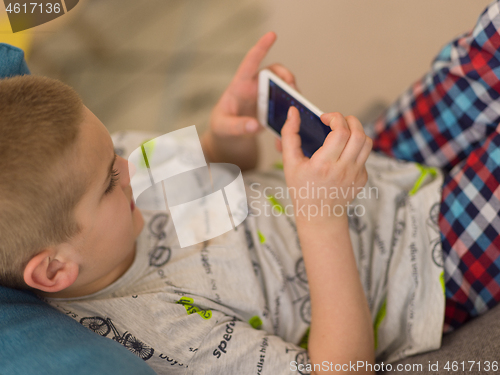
[0,45,156,374]
[0,287,157,375]
[0,43,30,77]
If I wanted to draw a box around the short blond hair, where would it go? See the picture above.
[0,75,87,288]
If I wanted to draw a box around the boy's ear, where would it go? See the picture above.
[23,249,79,293]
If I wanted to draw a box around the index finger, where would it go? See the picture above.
[234,32,277,82]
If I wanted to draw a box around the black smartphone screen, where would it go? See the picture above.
[267,80,331,157]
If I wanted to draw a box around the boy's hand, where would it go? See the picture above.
[281,107,372,221]
[210,32,297,136]
[286,108,376,370]
[202,32,297,170]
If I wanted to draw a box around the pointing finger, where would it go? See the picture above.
[234,32,277,82]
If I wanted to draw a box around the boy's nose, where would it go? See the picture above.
[116,156,131,186]
[127,160,136,180]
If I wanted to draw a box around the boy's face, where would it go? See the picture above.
[57,106,144,297]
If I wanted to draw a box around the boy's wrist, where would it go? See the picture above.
[294,207,349,228]
[201,128,259,171]
[291,196,352,224]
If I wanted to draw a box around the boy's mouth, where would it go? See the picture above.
[131,199,135,211]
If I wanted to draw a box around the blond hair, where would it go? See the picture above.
[0,75,87,288]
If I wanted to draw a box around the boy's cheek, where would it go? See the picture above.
[134,209,145,235]
[101,194,131,225]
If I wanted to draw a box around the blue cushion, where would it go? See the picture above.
[0,287,157,375]
[0,46,156,374]
[0,43,30,77]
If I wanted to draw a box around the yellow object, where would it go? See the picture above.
[0,12,33,58]
[409,164,438,196]
[176,297,212,320]
[266,195,284,214]
[373,298,387,350]
[273,161,284,170]
[139,138,157,170]
[298,327,310,349]
[248,315,263,329]
[257,230,266,244]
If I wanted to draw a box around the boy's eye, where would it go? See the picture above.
[104,169,120,195]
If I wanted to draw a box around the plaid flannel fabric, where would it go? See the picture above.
[370,0,500,332]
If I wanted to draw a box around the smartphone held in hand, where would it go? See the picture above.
[257,69,330,157]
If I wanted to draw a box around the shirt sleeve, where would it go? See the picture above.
[439,127,500,330]
[370,0,500,172]
[185,314,313,375]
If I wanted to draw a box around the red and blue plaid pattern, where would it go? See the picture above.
[369,0,500,332]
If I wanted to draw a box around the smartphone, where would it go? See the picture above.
[257,69,331,157]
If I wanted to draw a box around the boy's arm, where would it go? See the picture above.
[281,107,374,374]
[201,32,297,171]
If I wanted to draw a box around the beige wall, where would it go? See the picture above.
[257,0,492,167]
[261,0,492,116]
[1,0,495,168]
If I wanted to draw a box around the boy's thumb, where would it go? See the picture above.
[281,106,304,164]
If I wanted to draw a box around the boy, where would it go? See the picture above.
[0,32,444,374]
[1,32,379,374]
[3,0,500,370]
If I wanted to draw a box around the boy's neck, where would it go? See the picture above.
[38,243,137,299]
